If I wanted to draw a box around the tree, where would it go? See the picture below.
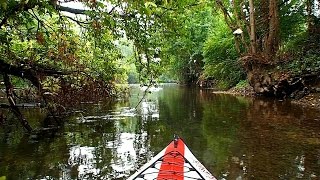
[249,0,257,54]
[203,14,245,89]
[0,0,188,131]
[159,4,214,84]
[214,0,320,97]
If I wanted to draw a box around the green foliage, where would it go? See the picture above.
[0,4,128,95]
[284,50,320,75]
[280,32,308,55]
[10,77,31,88]
[161,6,214,83]
[203,15,245,88]
[208,0,319,90]
[235,80,249,89]
[279,24,320,75]
[1,0,318,94]
[126,65,139,84]
[279,0,306,42]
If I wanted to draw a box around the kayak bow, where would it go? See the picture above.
[128,137,216,180]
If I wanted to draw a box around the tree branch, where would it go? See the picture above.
[0,59,70,89]
[215,0,236,30]
[55,4,86,14]
[29,9,55,32]
[3,73,33,132]
[0,0,41,28]
[0,0,87,28]
[63,15,91,26]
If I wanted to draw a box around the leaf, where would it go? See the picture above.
[163,0,168,5]
[0,0,7,10]
[144,2,157,8]
[97,2,104,8]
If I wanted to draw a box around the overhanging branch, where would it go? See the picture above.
[0,0,41,27]
[0,59,70,89]
[63,15,91,26]
[0,0,88,28]
[56,4,86,14]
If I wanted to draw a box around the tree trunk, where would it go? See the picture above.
[266,0,279,58]
[233,0,249,53]
[249,0,257,53]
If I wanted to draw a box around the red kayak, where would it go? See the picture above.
[128,137,216,180]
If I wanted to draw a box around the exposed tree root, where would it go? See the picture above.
[244,59,320,99]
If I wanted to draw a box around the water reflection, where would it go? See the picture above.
[141,101,159,119]
[0,84,319,179]
[236,98,320,179]
[69,146,98,178]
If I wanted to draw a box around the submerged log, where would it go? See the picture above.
[0,103,43,108]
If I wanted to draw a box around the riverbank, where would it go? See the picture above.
[291,92,320,109]
[218,85,320,110]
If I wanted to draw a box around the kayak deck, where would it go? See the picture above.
[128,138,216,180]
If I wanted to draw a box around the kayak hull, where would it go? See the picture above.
[128,138,216,180]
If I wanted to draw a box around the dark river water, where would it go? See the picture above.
[0,84,320,179]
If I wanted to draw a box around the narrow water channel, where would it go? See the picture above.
[0,84,319,179]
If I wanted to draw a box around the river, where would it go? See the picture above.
[0,84,319,179]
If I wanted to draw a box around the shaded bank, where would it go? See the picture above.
[217,84,320,110]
